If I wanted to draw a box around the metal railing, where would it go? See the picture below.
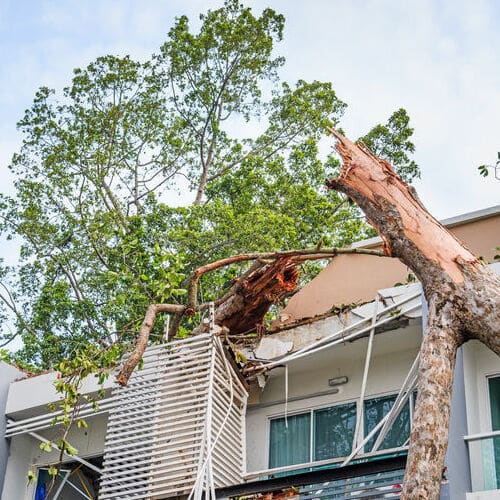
[217,455,406,499]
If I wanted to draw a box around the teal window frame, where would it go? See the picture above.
[487,375,500,489]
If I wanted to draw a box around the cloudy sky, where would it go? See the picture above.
[0,0,499,223]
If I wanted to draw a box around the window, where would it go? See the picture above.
[314,402,357,461]
[34,457,102,500]
[364,394,411,452]
[268,395,413,468]
[488,376,500,489]
[269,413,310,468]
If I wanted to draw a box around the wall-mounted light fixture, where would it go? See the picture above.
[328,376,348,387]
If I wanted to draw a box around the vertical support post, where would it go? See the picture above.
[351,295,379,452]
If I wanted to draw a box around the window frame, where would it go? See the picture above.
[486,373,500,432]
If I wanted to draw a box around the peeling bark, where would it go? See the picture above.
[326,129,500,499]
[215,258,299,334]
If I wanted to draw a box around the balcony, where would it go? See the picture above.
[217,454,406,499]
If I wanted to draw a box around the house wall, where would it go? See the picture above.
[245,325,421,472]
[6,370,115,419]
[443,348,471,500]
[0,362,25,495]
[282,209,500,321]
[1,413,108,500]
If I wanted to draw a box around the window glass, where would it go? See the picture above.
[34,457,102,499]
[269,412,311,468]
[268,393,413,469]
[313,402,356,460]
[364,395,410,452]
[488,376,500,488]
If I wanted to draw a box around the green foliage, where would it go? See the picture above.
[478,152,500,177]
[47,465,59,476]
[0,0,418,374]
[359,108,419,183]
[27,470,36,484]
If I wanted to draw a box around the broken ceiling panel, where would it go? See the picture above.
[254,337,293,360]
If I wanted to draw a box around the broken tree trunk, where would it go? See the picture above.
[326,129,500,499]
[214,257,299,334]
[117,247,385,386]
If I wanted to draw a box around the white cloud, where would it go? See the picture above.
[1,0,498,220]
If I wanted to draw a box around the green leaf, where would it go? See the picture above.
[77,419,88,429]
[39,441,53,452]
[478,165,490,177]
[27,470,36,484]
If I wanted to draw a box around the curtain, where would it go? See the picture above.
[269,412,311,468]
[363,395,410,452]
[313,402,357,461]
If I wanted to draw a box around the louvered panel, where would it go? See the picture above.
[99,334,248,499]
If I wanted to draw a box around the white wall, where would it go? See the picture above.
[1,414,108,500]
[6,371,116,418]
[245,324,421,472]
[0,362,25,494]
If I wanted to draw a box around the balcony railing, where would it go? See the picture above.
[465,430,500,492]
[216,455,406,499]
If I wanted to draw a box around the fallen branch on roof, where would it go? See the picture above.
[326,127,500,499]
[116,246,387,386]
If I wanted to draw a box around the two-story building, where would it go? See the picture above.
[1,205,499,499]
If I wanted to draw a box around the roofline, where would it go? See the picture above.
[351,204,500,249]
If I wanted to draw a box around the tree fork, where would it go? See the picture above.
[326,128,500,498]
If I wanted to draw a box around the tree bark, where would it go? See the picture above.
[116,246,386,386]
[326,129,500,499]
[215,257,298,335]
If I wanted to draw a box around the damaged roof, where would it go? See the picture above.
[240,282,422,370]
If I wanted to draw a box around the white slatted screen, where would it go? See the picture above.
[99,334,247,499]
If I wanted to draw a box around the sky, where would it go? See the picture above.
[0,0,499,220]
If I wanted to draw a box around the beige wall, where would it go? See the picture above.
[283,213,500,321]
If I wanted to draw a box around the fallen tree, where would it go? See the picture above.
[326,129,500,499]
[117,129,499,498]
[116,245,385,385]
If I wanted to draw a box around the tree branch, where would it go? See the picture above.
[117,246,386,386]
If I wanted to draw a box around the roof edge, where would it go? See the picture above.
[351,204,500,249]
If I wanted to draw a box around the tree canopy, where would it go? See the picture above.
[0,0,419,371]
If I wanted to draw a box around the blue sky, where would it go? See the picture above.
[0,0,499,220]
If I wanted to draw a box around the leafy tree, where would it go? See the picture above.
[478,151,500,179]
[0,0,418,371]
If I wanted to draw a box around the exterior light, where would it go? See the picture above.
[328,376,348,387]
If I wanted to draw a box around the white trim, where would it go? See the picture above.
[350,205,500,249]
[245,445,408,479]
[464,430,500,442]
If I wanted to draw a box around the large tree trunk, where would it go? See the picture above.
[326,130,500,498]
